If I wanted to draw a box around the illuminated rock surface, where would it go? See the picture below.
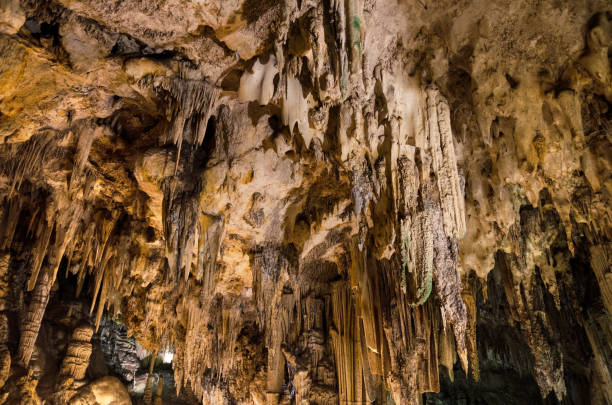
[0,0,610,404]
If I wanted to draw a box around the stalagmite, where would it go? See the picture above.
[143,355,155,405]
[54,325,94,403]
[60,326,94,380]
[12,369,41,404]
[0,314,10,390]
[153,376,163,405]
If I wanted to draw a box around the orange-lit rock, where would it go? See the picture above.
[0,1,610,404]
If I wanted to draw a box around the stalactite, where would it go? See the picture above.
[70,123,97,190]
[415,300,441,394]
[405,212,434,307]
[589,243,612,316]
[18,202,85,367]
[425,88,466,239]
[172,295,243,401]
[498,244,567,400]
[88,212,119,325]
[331,281,362,404]
[438,326,457,383]
[0,3,609,405]
[282,76,312,146]
[6,131,62,197]
[0,253,9,312]
[26,219,54,292]
[250,246,301,403]
[346,0,362,74]
[431,205,469,373]
[161,77,219,149]
[17,264,53,367]
[94,269,110,331]
[511,258,565,399]
[583,311,612,405]
[238,56,278,106]
[196,215,224,291]
[332,0,348,96]
[75,223,95,298]
[309,3,341,102]
[0,197,21,251]
[461,277,479,381]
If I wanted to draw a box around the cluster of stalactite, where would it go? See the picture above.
[0,78,231,401]
[0,0,610,404]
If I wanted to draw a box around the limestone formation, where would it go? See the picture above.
[152,376,163,405]
[0,1,610,404]
[54,325,94,403]
[143,356,155,405]
[68,376,132,405]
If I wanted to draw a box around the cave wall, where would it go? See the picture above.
[0,0,610,404]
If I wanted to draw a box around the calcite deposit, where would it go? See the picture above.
[0,0,610,404]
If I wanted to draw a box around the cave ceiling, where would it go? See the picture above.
[0,0,611,404]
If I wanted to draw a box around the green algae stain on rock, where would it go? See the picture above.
[353,16,361,59]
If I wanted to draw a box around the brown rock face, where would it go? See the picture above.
[68,376,131,405]
[0,1,610,404]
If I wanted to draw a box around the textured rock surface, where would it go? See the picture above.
[95,318,140,383]
[68,376,131,405]
[0,0,610,404]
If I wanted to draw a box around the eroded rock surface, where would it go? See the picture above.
[0,0,610,404]
[69,376,131,405]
